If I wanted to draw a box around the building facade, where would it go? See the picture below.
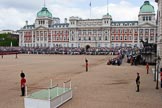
[19,1,157,48]
[155,0,162,60]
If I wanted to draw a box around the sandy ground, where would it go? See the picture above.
[0,54,162,108]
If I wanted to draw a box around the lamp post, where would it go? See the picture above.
[156,55,161,89]
[154,56,157,81]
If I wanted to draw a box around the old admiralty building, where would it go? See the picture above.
[19,1,157,48]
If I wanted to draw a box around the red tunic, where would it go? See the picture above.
[146,64,149,70]
[21,78,26,88]
[160,72,162,80]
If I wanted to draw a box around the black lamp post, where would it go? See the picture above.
[156,55,161,89]
[154,56,157,81]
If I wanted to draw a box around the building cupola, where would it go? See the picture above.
[37,7,52,18]
[140,1,155,13]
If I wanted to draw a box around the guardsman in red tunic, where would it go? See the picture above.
[146,63,149,74]
[20,71,26,96]
[136,73,140,92]
[85,58,88,72]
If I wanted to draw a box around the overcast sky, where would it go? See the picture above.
[0,0,157,31]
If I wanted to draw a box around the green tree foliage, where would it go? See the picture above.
[0,33,19,46]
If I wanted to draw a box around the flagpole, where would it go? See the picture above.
[44,0,46,7]
[107,0,109,14]
[90,1,91,18]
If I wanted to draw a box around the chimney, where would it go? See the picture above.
[64,18,67,23]
[26,20,28,26]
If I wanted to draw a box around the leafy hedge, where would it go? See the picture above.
[0,33,19,46]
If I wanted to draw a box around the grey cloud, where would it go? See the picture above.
[0,0,42,11]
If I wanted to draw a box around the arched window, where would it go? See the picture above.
[89,37,91,41]
[71,36,74,41]
[120,36,122,40]
[105,36,107,40]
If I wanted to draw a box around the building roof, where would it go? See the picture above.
[37,7,52,18]
[102,13,112,19]
[111,21,138,26]
[23,25,35,29]
[50,23,69,28]
[140,1,154,13]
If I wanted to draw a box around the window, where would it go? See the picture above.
[94,37,96,41]
[40,37,43,41]
[112,36,114,40]
[120,29,122,33]
[99,36,102,41]
[134,36,138,40]
[71,36,74,41]
[93,31,97,34]
[124,29,127,33]
[111,29,114,33]
[116,29,118,33]
[78,43,80,47]
[36,31,39,36]
[98,43,100,47]
[143,17,145,21]
[129,36,132,40]
[60,36,62,40]
[78,37,81,41]
[78,31,81,35]
[88,31,91,35]
[105,43,107,47]
[140,36,143,40]
[105,36,107,40]
[140,29,143,34]
[116,36,118,40]
[48,37,51,41]
[89,37,91,41]
[53,36,56,40]
[111,44,114,47]
[83,30,86,35]
[64,37,66,40]
[134,29,138,33]
[84,37,86,41]
[120,36,122,40]
[145,29,149,34]
[44,31,47,36]
[150,36,154,41]
[150,29,154,33]
[40,31,43,36]
[44,37,47,41]
[125,36,127,40]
